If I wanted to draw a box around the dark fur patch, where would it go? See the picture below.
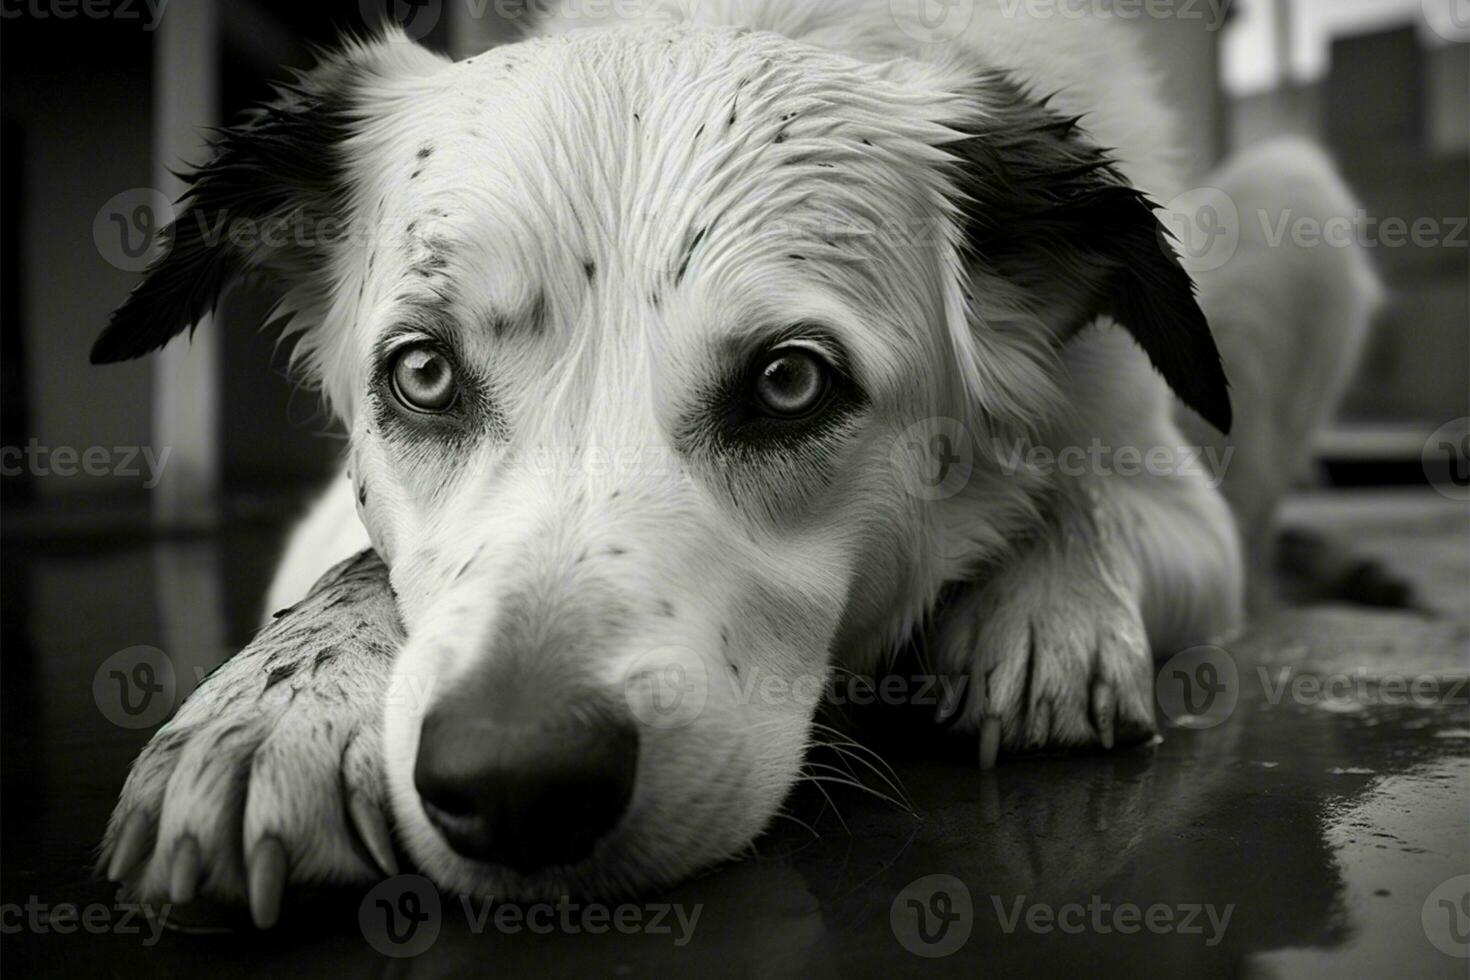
[91,42,430,365]
[950,71,1232,432]
[674,226,708,286]
[263,660,300,691]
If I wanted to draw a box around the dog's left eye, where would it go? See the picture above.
[391,345,459,413]
[752,348,832,419]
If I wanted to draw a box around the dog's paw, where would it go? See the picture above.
[99,552,402,928]
[935,546,1156,768]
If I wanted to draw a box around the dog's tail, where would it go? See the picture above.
[1179,138,1384,576]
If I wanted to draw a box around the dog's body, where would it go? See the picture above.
[97,1,1378,925]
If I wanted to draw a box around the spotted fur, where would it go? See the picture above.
[97,0,1377,915]
[100,552,403,906]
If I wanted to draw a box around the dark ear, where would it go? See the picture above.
[949,72,1232,433]
[91,34,443,365]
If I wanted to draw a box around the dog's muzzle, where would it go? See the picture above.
[413,691,640,874]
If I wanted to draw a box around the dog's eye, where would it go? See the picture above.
[391,345,459,413]
[753,349,831,419]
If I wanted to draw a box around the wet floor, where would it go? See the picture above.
[2,491,1467,978]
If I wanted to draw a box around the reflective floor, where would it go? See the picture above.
[2,491,1467,978]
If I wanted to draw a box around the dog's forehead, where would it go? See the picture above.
[353,29,954,336]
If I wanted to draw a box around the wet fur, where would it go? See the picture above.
[99,1,1377,911]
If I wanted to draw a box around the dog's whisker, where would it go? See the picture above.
[805,758,905,811]
[807,740,913,811]
[797,765,852,834]
[806,722,911,807]
[769,810,822,842]
[798,776,908,813]
[85,0,1350,918]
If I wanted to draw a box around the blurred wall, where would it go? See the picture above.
[1231,30,1470,425]
[1,3,383,509]
[3,18,155,499]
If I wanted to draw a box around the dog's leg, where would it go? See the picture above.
[936,333,1245,765]
[264,473,373,620]
[934,140,1380,764]
[100,551,402,928]
[1178,138,1383,604]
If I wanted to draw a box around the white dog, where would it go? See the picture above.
[94,0,1378,928]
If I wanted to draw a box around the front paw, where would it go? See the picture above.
[99,553,401,928]
[935,549,1157,768]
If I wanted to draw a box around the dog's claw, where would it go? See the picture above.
[935,676,964,724]
[347,793,399,878]
[170,836,201,904]
[248,837,288,930]
[106,809,153,882]
[1091,680,1116,750]
[979,717,1002,770]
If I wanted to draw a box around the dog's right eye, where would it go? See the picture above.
[753,349,831,420]
[390,345,460,414]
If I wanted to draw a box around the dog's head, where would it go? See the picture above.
[96,24,1227,898]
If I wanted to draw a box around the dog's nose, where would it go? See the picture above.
[413,698,639,873]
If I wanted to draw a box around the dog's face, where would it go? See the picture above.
[96,26,1226,898]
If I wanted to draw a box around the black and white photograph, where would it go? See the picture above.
[2,0,1467,975]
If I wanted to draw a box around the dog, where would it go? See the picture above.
[94,0,1379,928]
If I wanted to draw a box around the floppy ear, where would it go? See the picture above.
[947,72,1232,434]
[91,33,445,365]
